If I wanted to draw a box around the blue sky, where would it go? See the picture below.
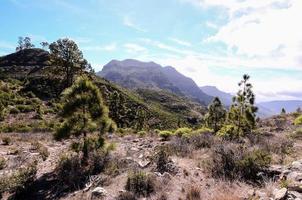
[1,0,302,102]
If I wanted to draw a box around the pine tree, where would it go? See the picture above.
[204,97,226,132]
[281,108,286,114]
[227,74,258,136]
[55,77,114,157]
[49,38,92,89]
[16,37,35,52]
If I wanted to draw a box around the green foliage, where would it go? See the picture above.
[137,130,147,137]
[291,128,302,139]
[226,74,258,137]
[16,36,35,52]
[49,38,92,89]
[125,171,155,197]
[281,108,286,114]
[174,127,192,137]
[216,124,241,139]
[159,131,173,141]
[294,115,302,125]
[182,127,213,139]
[204,97,226,132]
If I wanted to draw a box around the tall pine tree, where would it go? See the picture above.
[227,74,258,136]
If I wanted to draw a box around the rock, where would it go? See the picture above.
[163,172,172,180]
[291,161,302,170]
[130,147,139,151]
[138,160,150,168]
[138,154,143,159]
[273,188,287,200]
[247,189,255,197]
[91,187,107,197]
[287,171,302,182]
[288,191,302,199]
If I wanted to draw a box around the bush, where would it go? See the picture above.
[116,191,137,200]
[189,132,214,149]
[16,105,34,113]
[137,130,147,137]
[159,131,173,141]
[2,136,11,145]
[292,128,302,139]
[174,127,192,137]
[186,185,201,200]
[0,161,37,197]
[182,127,213,139]
[31,142,49,161]
[294,115,302,125]
[9,107,20,114]
[208,142,271,181]
[125,171,155,197]
[216,124,241,139]
[155,147,172,174]
[0,157,6,170]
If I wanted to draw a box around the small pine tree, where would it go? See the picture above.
[281,108,286,115]
[204,97,226,132]
[55,77,114,158]
[227,74,258,136]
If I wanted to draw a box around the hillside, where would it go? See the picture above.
[98,59,213,105]
[0,48,49,78]
[0,49,204,129]
[258,100,302,115]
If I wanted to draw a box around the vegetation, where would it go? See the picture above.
[222,74,257,138]
[16,36,35,52]
[204,97,226,132]
[55,77,113,158]
[125,171,155,197]
[294,115,302,125]
[174,127,192,137]
[159,130,173,141]
[49,38,92,89]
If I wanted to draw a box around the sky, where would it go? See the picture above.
[1,0,302,102]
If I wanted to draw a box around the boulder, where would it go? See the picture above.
[91,187,107,197]
[273,188,287,200]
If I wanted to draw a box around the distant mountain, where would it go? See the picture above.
[258,100,302,115]
[98,59,213,105]
[200,85,233,106]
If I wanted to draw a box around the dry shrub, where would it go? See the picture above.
[0,161,37,198]
[0,156,6,170]
[2,136,11,145]
[116,191,137,200]
[186,185,201,200]
[31,141,49,161]
[125,171,156,197]
[206,141,271,182]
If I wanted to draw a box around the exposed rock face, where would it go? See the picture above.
[273,188,287,200]
[91,187,107,197]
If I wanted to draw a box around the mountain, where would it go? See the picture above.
[0,49,205,129]
[98,59,213,105]
[200,85,233,106]
[258,100,302,115]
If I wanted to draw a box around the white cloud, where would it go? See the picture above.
[82,43,117,52]
[123,16,147,32]
[124,43,147,54]
[169,37,192,47]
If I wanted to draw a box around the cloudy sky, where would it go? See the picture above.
[1,0,302,102]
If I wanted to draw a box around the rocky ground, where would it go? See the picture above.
[1,114,302,200]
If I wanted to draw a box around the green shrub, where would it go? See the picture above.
[16,105,34,113]
[125,171,155,197]
[0,157,6,170]
[2,136,12,145]
[137,130,147,137]
[294,115,302,125]
[174,127,192,137]
[155,147,172,174]
[182,127,213,138]
[216,124,241,139]
[159,131,173,141]
[9,107,20,114]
